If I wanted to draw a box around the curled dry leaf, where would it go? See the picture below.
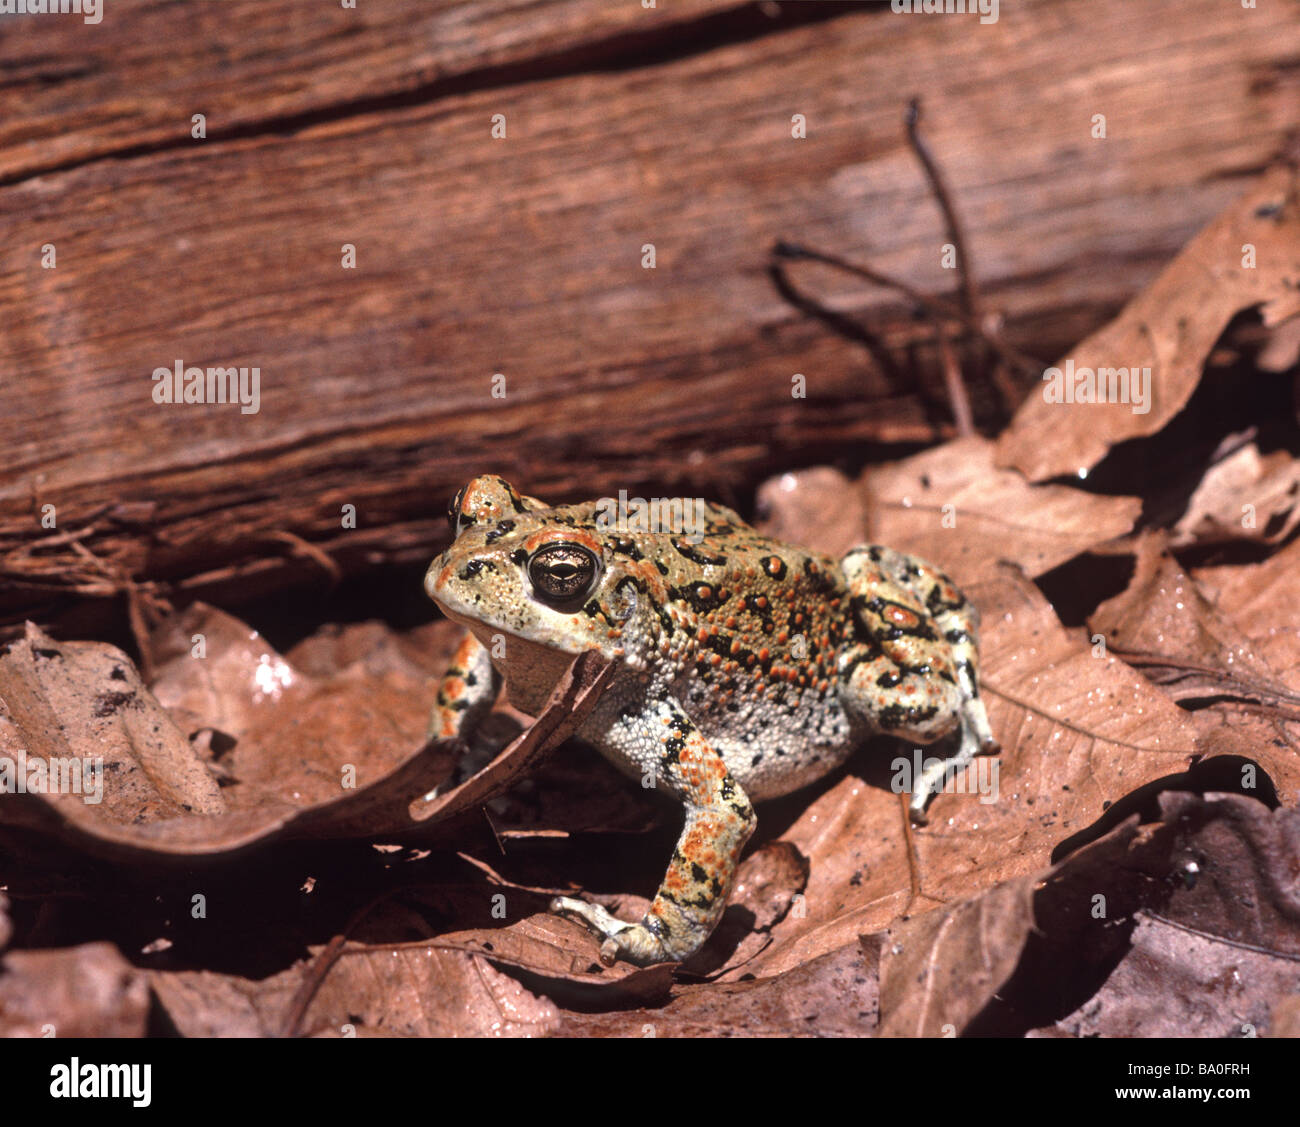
[858,436,1140,588]
[0,611,611,858]
[1091,534,1295,711]
[0,621,225,841]
[997,163,1300,482]
[1172,442,1300,548]
[150,604,447,811]
[1194,536,1300,692]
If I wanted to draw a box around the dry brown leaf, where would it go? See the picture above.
[0,616,609,858]
[0,622,225,834]
[877,876,1036,1038]
[1271,995,1300,1037]
[558,940,878,1036]
[150,604,446,812]
[285,619,461,682]
[152,945,560,1038]
[1091,534,1294,709]
[1043,912,1291,1037]
[1195,537,1300,691]
[754,466,866,558]
[1028,793,1300,1037]
[998,163,1300,482]
[856,793,1300,1037]
[739,564,1205,978]
[149,602,311,748]
[1172,442,1300,548]
[0,942,149,1037]
[858,436,1140,588]
[1088,534,1300,806]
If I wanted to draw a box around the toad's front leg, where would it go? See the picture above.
[428,631,502,742]
[550,696,756,966]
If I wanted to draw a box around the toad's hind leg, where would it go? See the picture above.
[550,695,755,965]
[838,546,997,820]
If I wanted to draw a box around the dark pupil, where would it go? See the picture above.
[531,549,592,600]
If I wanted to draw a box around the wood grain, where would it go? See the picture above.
[0,0,1297,633]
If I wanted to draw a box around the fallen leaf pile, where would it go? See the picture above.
[2,165,1298,1038]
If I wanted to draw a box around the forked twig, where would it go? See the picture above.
[773,97,1042,431]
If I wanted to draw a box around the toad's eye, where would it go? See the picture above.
[528,543,599,603]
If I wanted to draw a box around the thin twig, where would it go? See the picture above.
[907,96,1021,413]
[266,530,343,585]
[933,321,974,437]
[772,241,1041,378]
[281,888,400,1038]
[906,97,981,324]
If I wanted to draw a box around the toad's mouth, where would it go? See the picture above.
[433,604,591,662]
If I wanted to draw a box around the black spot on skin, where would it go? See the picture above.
[759,555,787,581]
[508,548,528,566]
[672,538,728,567]
[674,887,718,911]
[945,628,971,644]
[458,559,496,581]
[690,862,709,883]
[750,753,763,767]
[876,669,903,689]
[608,536,644,560]
[668,583,722,614]
[484,519,516,544]
[656,604,675,637]
[503,481,530,514]
[926,583,964,614]
[801,555,839,595]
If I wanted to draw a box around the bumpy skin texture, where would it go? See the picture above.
[426,475,996,966]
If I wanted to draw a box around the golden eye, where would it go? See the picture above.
[528,543,598,603]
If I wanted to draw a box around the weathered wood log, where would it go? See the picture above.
[0,0,1296,636]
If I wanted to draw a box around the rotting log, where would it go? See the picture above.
[0,0,1297,635]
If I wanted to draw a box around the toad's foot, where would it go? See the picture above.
[908,702,999,824]
[549,896,671,966]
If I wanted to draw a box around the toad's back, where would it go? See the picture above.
[622,511,863,800]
